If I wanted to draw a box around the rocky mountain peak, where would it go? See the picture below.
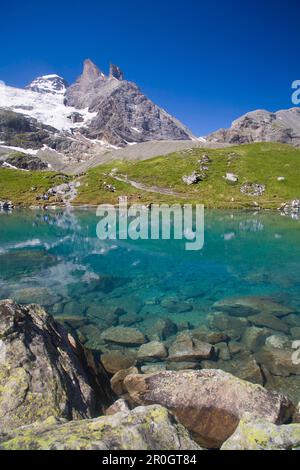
[26,74,68,95]
[82,59,106,82]
[109,63,124,81]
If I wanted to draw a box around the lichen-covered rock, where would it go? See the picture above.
[124,369,295,449]
[221,416,300,450]
[0,405,202,450]
[0,300,113,432]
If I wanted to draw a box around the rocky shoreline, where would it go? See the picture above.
[0,299,300,450]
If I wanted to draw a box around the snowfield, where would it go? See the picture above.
[0,80,96,132]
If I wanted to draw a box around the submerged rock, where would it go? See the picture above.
[137,341,167,362]
[101,326,146,346]
[202,357,265,386]
[242,326,271,352]
[208,312,248,336]
[13,287,60,307]
[168,332,215,363]
[124,369,295,449]
[255,345,300,377]
[0,405,201,450]
[147,318,177,341]
[0,300,113,432]
[213,296,294,318]
[248,313,289,334]
[101,350,137,375]
[221,416,300,450]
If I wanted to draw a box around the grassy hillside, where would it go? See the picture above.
[75,143,300,208]
[0,169,70,205]
[0,143,299,208]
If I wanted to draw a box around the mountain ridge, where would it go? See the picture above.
[207,108,300,147]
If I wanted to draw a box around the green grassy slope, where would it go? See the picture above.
[0,143,299,208]
[0,169,70,205]
[76,143,300,208]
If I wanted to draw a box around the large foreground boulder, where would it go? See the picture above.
[221,416,300,450]
[124,370,295,449]
[0,405,201,450]
[0,300,114,432]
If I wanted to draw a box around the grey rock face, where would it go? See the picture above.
[109,63,124,80]
[66,60,195,146]
[207,108,300,147]
[0,109,54,150]
[0,153,48,171]
[0,300,114,432]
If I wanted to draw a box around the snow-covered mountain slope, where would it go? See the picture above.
[26,75,68,95]
[0,81,96,132]
[0,59,198,167]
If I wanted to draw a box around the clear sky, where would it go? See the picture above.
[0,0,299,136]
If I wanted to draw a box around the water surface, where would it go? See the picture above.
[0,208,299,400]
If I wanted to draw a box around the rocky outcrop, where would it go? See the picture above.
[0,153,48,171]
[0,109,55,150]
[0,405,201,450]
[207,108,300,147]
[124,370,295,449]
[0,300,114,432]
[221,416,300,450]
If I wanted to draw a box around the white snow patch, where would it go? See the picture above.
[0,83,96,131]
[1,162,28,171]
[0,144,39,155]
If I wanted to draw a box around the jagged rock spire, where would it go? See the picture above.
[82,59,106,82]
[109,63,124,81]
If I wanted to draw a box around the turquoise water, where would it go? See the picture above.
[0,208,299,399]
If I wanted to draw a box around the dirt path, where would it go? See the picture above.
[111,174,185,197]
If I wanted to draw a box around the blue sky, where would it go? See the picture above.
[0,0,299,136]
